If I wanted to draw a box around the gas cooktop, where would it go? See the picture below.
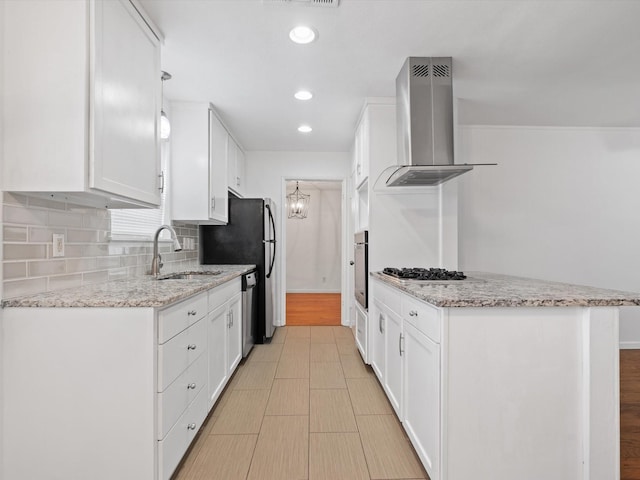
[382,267,469,283]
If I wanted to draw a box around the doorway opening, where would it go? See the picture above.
[284,180,343,326]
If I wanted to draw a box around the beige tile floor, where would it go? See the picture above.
[174,325,428,480]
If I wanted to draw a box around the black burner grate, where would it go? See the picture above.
[382,267,467,281]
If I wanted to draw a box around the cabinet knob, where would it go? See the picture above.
[187,423,197,430]
[409,310,418,317]
[187,344,197,350]
[188,310,197,316]
[187,383,197,390]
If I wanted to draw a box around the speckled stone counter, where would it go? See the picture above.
[371,271,640,308]
[1,265,256,308]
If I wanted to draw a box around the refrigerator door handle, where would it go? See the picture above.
[266,203,276,279]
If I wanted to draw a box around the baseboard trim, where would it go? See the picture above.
[619,341,640,350]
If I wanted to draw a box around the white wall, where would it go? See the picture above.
[457,125,640,347]
[244,151,350,324]
[286,184,342,292]
[0,0,5,474]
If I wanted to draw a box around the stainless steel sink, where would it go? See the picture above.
[157,271,223,280]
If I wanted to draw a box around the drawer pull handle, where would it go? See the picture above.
[187,344,197,350]
[399,333,404,356]
[187,383,197,389]
[409,310,418,317]
[187,423,197,430]
[188,310,197,316]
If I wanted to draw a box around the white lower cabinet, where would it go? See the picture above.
[370,299,386,381]
[370,277,440,478]
[355,302,368,361]
[227,293,243,373]
[207,277,242,409]
[2,277,243,480]
[383,305,403,418]
[403,320,440,479]
[208,303,230,406]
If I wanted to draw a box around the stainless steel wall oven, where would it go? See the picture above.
[354,231,368,310]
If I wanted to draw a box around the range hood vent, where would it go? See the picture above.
[381,57,494,187]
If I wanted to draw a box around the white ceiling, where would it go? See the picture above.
[140,0,640,153]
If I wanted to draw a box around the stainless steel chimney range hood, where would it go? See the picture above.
[382,57,493,187]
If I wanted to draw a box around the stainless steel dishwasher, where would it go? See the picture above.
[242,271,257,357]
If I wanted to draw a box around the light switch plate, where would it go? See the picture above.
[52,234,65,257]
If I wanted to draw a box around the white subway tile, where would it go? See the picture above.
[28,196,67,211]
[82,271,109,285]
[48,211,83,228]
[4,277,48,298]
[3,192,29,206]
[4,244,47,261]
[66,258,98,273]
[48,274,83,291]
[96,257,122,269]
[67,229,98,243]
[4,226,28,242]
[28,260,66,277]
[29,227,66,243]
[3,205,48,225]
[3,262,27,280]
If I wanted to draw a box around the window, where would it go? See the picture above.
[109,141,171,241]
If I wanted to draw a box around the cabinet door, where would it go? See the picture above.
[227,138,237,192]
[209,110,229,223]
[355,303,368,362]
[384,309,403,419]
[403,321,440,480]
[207,305,228,408]
[171,102,212,222]
[227,293,243,374]
[235,147,245,195]
[92,0,161,206]
[370,300,386,383]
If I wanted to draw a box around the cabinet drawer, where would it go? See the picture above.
[158,386,209,480]
[208,277,241,312]
[158,292,208,344]
[158,318,207,391]
[401,295,441,343]
[158,352,207,439]
[374,280,402,315]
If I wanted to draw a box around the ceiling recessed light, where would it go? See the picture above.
[298,125,312,133]
[294,90,313,101]
[289,26,317,44]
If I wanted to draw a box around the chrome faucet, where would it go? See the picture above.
[151,225,182,276]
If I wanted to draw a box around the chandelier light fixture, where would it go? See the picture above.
[287,181,310,219]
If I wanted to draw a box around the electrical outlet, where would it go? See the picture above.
[52,234,65,257]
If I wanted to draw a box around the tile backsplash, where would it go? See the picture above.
[2,193,200,298]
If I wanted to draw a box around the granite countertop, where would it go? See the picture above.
[1,265,256,308]
[371,271,640,308]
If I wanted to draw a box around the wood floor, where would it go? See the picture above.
[286,293,342,326]
[621,349,640,479]
[174,326,428,480]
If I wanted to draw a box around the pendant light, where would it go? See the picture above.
[287,181,310,219]
[160,71,172,140]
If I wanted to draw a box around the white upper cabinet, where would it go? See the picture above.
[2,0,162,208]
[353,113,370,189]
[171,102,228,224]
[227,137,246,197]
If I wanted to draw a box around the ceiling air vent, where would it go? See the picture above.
[412,64,429,77]
[262,0,340,6]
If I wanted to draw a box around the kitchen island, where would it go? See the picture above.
[369,271,640,480]
[2,264,255,480]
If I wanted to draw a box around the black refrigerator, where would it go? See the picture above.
[200,196,276,343]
